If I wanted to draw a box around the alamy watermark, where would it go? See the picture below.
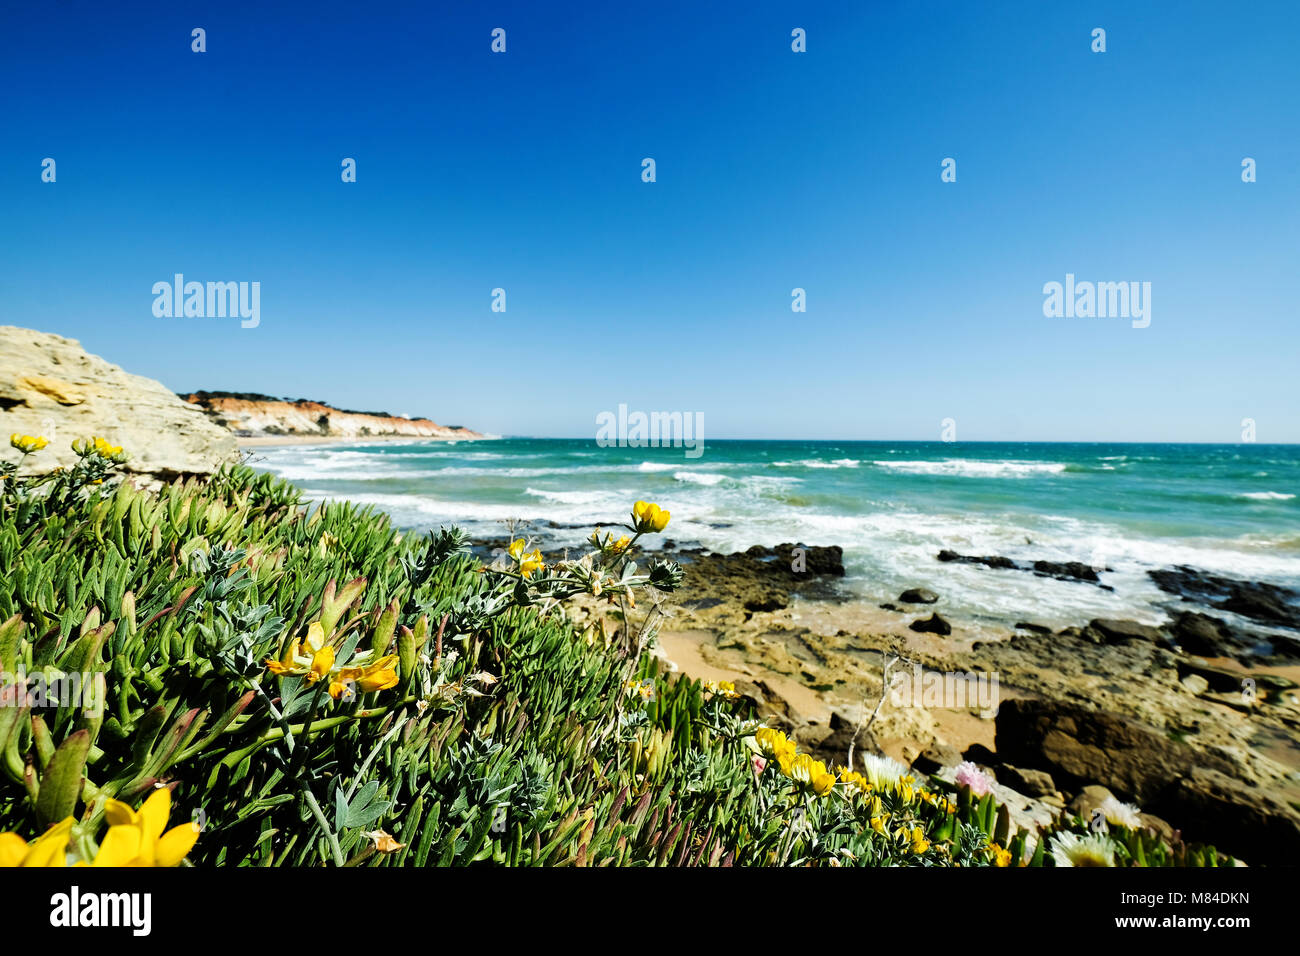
[1042,273,1150,329]
[596,403,704,459]
[152,274,260,328]
[2,671,105,712]
[889,663,1000,718]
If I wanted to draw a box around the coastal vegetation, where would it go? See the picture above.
[0,435,1236,866]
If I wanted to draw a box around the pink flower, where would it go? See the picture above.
[752,755,768,774]
[954,761,994,797]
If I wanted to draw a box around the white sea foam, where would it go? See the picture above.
[673,471,727,486]
[771,458,860,469]
[1239,491,1296,501]
[870,459,1068,478]
[523,486,624,506]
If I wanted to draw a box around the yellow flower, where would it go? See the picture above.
[331,655,400,699]
[836,766,870,793]
[72,436,127,461]
[307,644,335,684]
[265,622,399,701]
[753,726,795,760]
[507,539,545,576]
[0,817,75,867]
[631,501,670,533]
[702,679,739,699]
[590,530,632,555]
[784,753,835,795]
[9,434,49,454]
[810,766,837,796]
[870,816,887,836]
[94,788,198,867]
[988,842,1012,867]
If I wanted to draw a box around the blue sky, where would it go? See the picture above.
[2,1,1297,442]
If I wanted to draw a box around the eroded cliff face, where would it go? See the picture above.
[181,392,484,441]
[0,326,239,477]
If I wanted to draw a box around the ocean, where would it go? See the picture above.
[249,439,1300,632]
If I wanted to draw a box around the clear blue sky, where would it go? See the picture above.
[3,1,1297,442]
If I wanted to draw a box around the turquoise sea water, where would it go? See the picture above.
[250,440,1300,631]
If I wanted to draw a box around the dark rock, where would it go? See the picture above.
[1175,660,1252,695]
[743,596,787,613]
[755,543,845,577]
[1218,589,1300,629]
[1168,612,1242,657]
[909,613,952,636]
[1033,560,1099,583]
[899,587,939,604]
[994,699,1236,804]
[962,743,1000,767]
[878,602,900,612]
[937,549,1015,569]
[1015,622,1052,635]
[1088,619,1166,645]
[806,712,865,765]
[936,550,1111,588]
[1151,768,1300,866]
[1148,566,1300,631]
[998,764,1058,798]
[912,741,962,774]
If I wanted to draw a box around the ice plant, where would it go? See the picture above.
[954,761,994,797]
[1099,795,1142,829]
[1049,831,1117,867]
[858,753,908,794]
[631,500,670,533]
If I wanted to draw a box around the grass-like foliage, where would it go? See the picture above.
[0,436,1234,866]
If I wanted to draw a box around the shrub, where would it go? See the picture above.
[0,436,1236,866]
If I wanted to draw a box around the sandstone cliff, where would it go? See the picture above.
[182,391,484,441]
[1,326,239,478]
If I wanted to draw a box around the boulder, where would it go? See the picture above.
[1033,560,1099,583]
[1067,784,1116,820]
[911,740,962,774]
[769,543,845,577]
[909,613,952,636]
[1148,566,1300,631]
[1168,611,1242,657]
[1,326,238,479]
[994,698,1236,803]
[898,587,939,604]
[998,764,1058,799]
[1152,768,1300,865]
[1088,619,1167,645]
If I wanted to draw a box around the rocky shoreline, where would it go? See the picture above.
[483,530,1300,865]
